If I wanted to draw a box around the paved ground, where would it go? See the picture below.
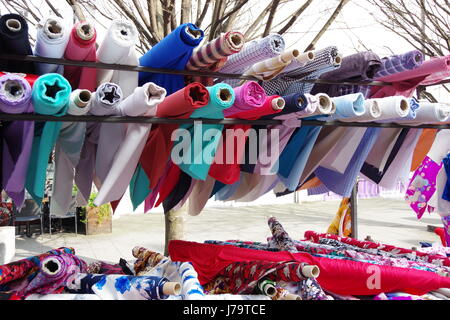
[11,198,442,264]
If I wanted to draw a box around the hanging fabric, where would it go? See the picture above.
[25,73,72,205]
[0,74,33,209]
[94,83,166,206]
[50,90,92,217]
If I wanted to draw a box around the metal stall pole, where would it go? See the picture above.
[350,178,358,239]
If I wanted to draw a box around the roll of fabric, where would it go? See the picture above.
[268,217,298,252]
[50,90,92,217]
[372,96,411,121]
[132,247,204,300]
[220,34,285,76]
[0,14,35,73]
[369,55,450,98]
[187,31,245,71]
[25,294,101,300]
[0,72,38,87]
[401,101,449,124]
[96,19,139,97]
[376,50,425,78]
[34,16,70,75]
[0,74,33,209]
[223,81,266,117]
[176,83,235,181]
[320,93,365,121]
[138,23,204,93]
[0,247,75,288]
[19,253,87,298]
[94,83,166,206]
[340,99,381,122]
[133,83,209,209]
[186,30,245,85]
[169,239,450,296]
[25,73,71,204]
[66,274,174,300]
[73,83,123,204]
[242,49,300,81]
[311,51,382,98]
[263,46,341,96]
[63,21,97,91]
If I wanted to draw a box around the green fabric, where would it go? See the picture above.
[177,83,235,180]
[129,166,151,210]
[25,73,71,204]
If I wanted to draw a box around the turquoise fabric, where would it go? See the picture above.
[130,166,151,210]
[25,73,71,204]
[177,84,235,181]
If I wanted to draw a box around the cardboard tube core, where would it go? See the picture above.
[6,19,21,32]
[302,265,320,278]
[307,51,315,60]
[335,55,342,65]
[399,99,409,112]
[282,293,302,300]
[219,88,232,102]
[371,101,381,117]
[230,34,243,46]
[47,20,62,34]
[163,282,181,296]
[4,80,24,99]
[76,90,92,107]
[272,97,285,110]
[77,22,95,40]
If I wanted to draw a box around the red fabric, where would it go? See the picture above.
[0,72,38,87]
[434,228,447,247]
[139,83,209,190]
[154,162,181,208]
[209,96,283,184]
[169,240,450,296]
[63,22,97,91]
[304,231,450,267]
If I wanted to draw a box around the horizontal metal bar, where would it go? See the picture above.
[0,113,449,129]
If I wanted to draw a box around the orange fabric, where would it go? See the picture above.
[298,177,322,191]
[411,129,437,171]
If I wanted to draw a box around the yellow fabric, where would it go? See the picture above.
[327,198,352,237]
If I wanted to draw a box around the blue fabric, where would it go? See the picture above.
[278,126,322,191]
[131,23,203,208]
[443,154,450,201]
[261,93,308,119]
[25,74,71,204]
[319,93,365,121]
[314,128,381,197]
[215,179,242,201]
[138,23,203,92]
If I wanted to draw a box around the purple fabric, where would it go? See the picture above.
[442,215,450,247]
[314,128,381,197]
[223,81,266,117]
[0,74,34,208]
[18,253,87,298]
[405,156,442,219]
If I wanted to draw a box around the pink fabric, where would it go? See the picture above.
[370,55,450,98]
[223,81,266,117]
[406,156,443,219]
[63,22,97,91]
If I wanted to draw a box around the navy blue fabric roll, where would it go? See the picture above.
[162,171,192,213]
[0,14,35,73]
[261,93,308,120]
[138,23,204,94]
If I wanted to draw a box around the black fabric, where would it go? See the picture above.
[0,14,35,73]
[162,171,192,213]
[360,128,410,184]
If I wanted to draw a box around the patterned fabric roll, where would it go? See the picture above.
[186,31,245,71]
[263,46,341,96]
[267,217,298,252]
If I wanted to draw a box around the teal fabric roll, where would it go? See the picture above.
[176,84,235,180]
[26,73,71,204]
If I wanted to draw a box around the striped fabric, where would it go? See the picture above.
[186,31,244,71]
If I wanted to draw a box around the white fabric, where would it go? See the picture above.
[94,83,166,206]
[34,16,70,75]
[402,101,450,124]
[96,19,139,98]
